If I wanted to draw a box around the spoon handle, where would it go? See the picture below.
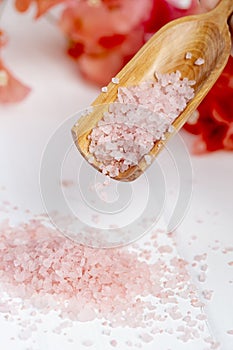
[212,0,233,19]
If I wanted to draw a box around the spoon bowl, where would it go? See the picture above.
[72,0,233,181]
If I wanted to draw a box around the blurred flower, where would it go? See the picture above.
[2,0,233,156]
[0,59,31,103]
[0,30,30,104]
[184,57,233,153]
[0,29,7,48]
[15,0,66,18]
[59,0,153,85]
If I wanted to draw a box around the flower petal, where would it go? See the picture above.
[0,60,31,104]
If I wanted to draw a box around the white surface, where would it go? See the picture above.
[0,2,233,349]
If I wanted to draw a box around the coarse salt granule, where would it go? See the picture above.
[89,70,195,177]
[185,52,192,59]
[101,86,108,93]
[111,77,119,84]
[194,58,205,66]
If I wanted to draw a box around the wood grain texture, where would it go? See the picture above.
[72,0,233,182]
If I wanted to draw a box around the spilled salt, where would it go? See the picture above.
[0,218,213,346]
[202,289,213,301]
[110,339,118,347]
[198,272,206,282]
[89,70,195,177]
[194,253,207,262]
[82,339,94,347]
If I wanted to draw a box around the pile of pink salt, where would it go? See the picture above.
[0,217,218,347]
[89,71,195,177]
[0,219,154,324]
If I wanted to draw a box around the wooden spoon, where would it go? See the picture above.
[72,0,233,182]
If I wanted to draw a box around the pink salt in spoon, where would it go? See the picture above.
[72,0,233,182]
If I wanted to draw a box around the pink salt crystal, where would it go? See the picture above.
[82,340,94,347]
[194,58,205,65]
[0,303,10,313]
[222,246,233,254]
[196,314,207,320]
[200,264,208,271]
[227,330,233,335]
[101,86,108,93]
[150,327,160,335]
[111,77,119,84]
[194,253,207,262]
[125,340,133,346]
[18,328,32,340]
[198,272,206,282]
[185,52,192,59]
[158,245,173,254]
[202,289,213,300]
[204,337,220,349]
[91,214,100,224]
[167,306,182,320]
[110,339,118,347]
[139,333,153,343]
[102,329,111,336]
[228,261,233,266]
[191,299,205,308]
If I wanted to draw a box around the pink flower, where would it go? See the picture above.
[0,29,30,104]
[59,0,153,85]
[15,0,66,18]
[0,59,31,104]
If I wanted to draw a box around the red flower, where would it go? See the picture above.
[184,57,233,153]
[0,59,31,104]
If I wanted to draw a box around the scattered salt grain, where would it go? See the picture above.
[111,77,119,84]
[198,272,206,282]
[110,339,118,347]
[139,333,153,343]
[194,253,207,262]
[200,264,208,271]
[227,330,233,335]
[101,86,108,93]
[202,289,213,301]
[185,52,192,59]
[82,339,94,347]
[194,58,205,66]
